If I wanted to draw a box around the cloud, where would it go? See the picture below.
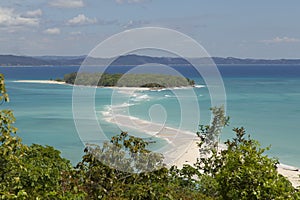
[44,27,61,35]
[0,7,39,27]
[67,14,97,25]
[49,0,84,8]
[116,0,148,4]
[261,37,300,44]
[24,9,42,17]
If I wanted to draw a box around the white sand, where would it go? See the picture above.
[105,113,300,188]
[277,165,300,188]
[105,113,198,167]
[13,80,67,85]
[13,80,203,92]
[13,80,153,91]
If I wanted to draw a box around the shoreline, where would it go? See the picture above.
[104,113,300,188]
[104,113,199,167]
[12,80,69,85]
[12,79,204,90]
[13,80,154,90]
[13,79,300,187]
[13,80,67,85]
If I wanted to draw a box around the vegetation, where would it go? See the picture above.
[55,78,64,82]
[75,132,212,200]
[64,72,195,88]
[0,73,299,199]
[195,125,299,199]
[0,74,83,199]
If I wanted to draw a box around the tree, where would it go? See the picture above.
[197,106,229,157]
[195,107,299,200]
[0,74,85,199]
[63,72,195,88]
[215,127,298,199]
[76,131,212,199]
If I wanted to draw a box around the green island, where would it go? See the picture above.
[63,72,195,88]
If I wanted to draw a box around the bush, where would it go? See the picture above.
[0,74,85,199]
[195,107,299,199]
[75,132,212,199]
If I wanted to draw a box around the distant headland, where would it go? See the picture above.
[2,54,300,66]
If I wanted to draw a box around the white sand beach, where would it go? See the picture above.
[13,80,153,91]
[105,113,300,188]
[13,80,203,92]
[13,80,67,85]
[277,164,300,188]
[105,113,198,167]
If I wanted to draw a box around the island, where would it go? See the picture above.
[63,72,195,88]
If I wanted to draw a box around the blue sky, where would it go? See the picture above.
[1,0,300,58]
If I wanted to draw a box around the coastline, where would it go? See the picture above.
[13,80,67,85]
[104,113,198,167]
[13,80,155,91]
[104,113,300,188]
[12,79,204,90]
[13,79,300,187]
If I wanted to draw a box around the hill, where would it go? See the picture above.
[1,54,300,66]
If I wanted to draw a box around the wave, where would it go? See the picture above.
[100,110,112,117]
[112,103,135,108]
[130,94,151,102]
[194,84,205,88]
[112,87,149,95]
[149,85,205,91]
[150,88,167,92]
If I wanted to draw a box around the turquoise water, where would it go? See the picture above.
[1,65,300,167]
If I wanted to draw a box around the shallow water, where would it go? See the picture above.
[1,65,300,167]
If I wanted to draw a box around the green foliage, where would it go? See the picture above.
[197,106,229,157]
[195,107,299,200]
[55,78,64,82]
[64,72,77,85]
[117,73,195,88]
[76,132,212,199]
[64,72,195,88]
[0,144,85,199]
[0,74,85,199]
[0,74,9,102]
[215,127,299,199]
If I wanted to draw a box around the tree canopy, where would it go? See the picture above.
[64,72,195,88]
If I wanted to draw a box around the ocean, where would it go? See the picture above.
[1,65,300,167]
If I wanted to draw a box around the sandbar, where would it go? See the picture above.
[13,80,67,85]
[105,113,300,187]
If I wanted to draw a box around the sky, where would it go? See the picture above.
[1,0,300,58]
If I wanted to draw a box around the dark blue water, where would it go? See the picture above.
[3,65,300,80]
